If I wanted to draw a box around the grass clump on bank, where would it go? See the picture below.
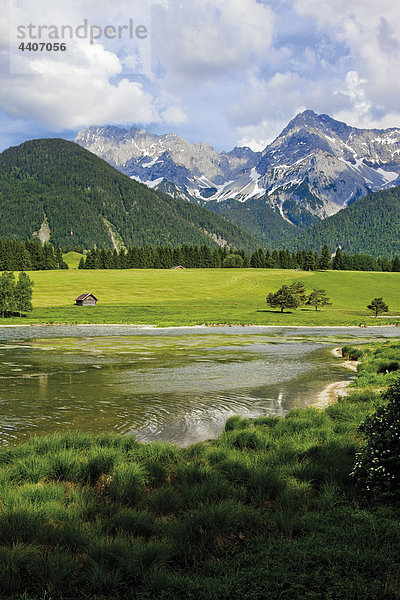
[1,343,400,599]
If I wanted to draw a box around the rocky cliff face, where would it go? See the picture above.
[75,125,259,196]
[75,110,400,227]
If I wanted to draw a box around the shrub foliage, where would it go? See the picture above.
[352,380,400,503]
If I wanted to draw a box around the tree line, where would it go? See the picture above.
[78,243,400,272]
[0,238,68,271]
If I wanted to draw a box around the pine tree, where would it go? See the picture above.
[127,246,140,268]
[55,248,68,269]
[303,251,316,271]
[26,240,44,270]
[78,257,86,269]
[173,247,183,267]
[296,250,306,270]
[43,243,58,270]
[289,281,308,305]
[392,255,400,272]
[199,245,213,268]
[99,248,109,269]
[250,248,265,268]
[15,245,32,271]
[213,248,223,268]
[377,257,391,272]
[119,249,128,269]
[332,247,345,270]
[279,249,291,269]
[0,272,16,317]
[110,249,120,269]
[265,249,275,268]
[318,244,331,270]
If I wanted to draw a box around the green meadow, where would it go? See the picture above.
[63,251,83,270]
[1,341,400,600]
[2,267,400,326]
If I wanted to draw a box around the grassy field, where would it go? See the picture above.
[63,251,84,270]
[1,342,399,599]
[2,268,400,326]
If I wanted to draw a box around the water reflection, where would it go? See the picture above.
[0,326,399,446]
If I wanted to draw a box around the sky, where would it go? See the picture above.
[1,0,400,152]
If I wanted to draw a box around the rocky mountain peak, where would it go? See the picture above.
[75,111,400,229]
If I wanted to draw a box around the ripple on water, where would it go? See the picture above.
[0,327,397,445]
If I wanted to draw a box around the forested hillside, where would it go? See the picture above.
[205,197,298,246]
[288,186,400,256]
[0,139,259,251]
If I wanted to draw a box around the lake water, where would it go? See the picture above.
[0,325,399,446]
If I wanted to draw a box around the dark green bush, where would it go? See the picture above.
[225,429,267,450]
[342,346,363,361]
[351,379,400,503]
[149,487,182,515]
[376,360,400,374]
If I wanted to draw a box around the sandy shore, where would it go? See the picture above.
[331,347,361,372]
[312,347,360,409]
[312,380,351,409]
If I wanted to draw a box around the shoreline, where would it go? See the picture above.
[0,322,399,330]
[331,346,361,372]
[312,347,360,409]
[312,380,351,409]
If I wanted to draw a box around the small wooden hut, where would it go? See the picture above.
[74,293,98,306]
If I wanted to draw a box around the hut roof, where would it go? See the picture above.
[75,293,98,302]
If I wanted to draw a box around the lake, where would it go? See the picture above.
[0,325,399,446]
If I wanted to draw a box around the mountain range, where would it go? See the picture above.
[75,110,400,243]
[0,110,399,256]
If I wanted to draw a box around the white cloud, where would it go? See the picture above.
[0,0,159,130]
[293,0,400,127]
[0,0,275,135]
[229,69,344,149]
[0,43,158,129]
[230,0,400,148]
[1,0,400,151]
[161,105,188,124]
[152,0,275,89]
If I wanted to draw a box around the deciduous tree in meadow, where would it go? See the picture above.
[14,272,34,317]
[0,271,34,317]
[307,288,332,311]
[266,285,300,313]
[367,297,389,317]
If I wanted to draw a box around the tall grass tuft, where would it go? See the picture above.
[108,462,147,505]
[105,509,156,538]
[79,447,119,485]
[168,499,258,565]
[149,486,183,515]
